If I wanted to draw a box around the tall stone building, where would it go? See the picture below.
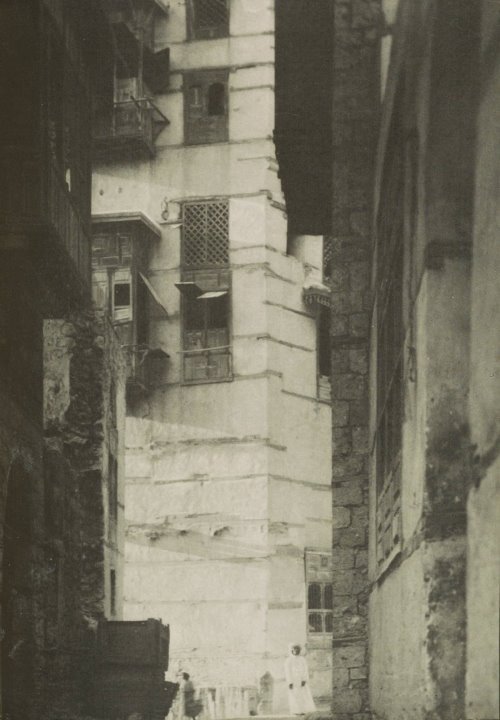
[278,0,499,718]
[0,2,126,718]
[367,1,499,717]
[91,0,333,713]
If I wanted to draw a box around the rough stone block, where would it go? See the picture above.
[332,614,367,639]
[331,314,349,337]
[332,645,366,669]
[349,261,370,292]
[331,569,367,596]
[349,347,368,375]
[330,266,350,292]
[347,290,364,312]
[349,399,368,425]
[351,506,369,529]
[349,666,368,680]
[352,426,368,453]
[332,507,351,529]
[333,601,358,620]
[332,456,366,478]
[331,667,349,688]
[332,373,366,401]
[332,348,350,373]
[331,293,351,314]
[333,480,363,506]
[331,549,355,570]
[332,427,352,456]
[355,550,368,568]
[349,313,369,338]
[332,402,349,427]
[332,688,363,713]
[333,527,366,548]
[350,210,370,238]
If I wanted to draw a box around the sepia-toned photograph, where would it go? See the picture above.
[0,1,498,719]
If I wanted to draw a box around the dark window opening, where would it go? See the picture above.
[207,293,228,328]
[110,569,116,617]
[185,297,205,332]
[183,293,229,351]
[308,612,323,634]
[323,236,333,283]
[208,82,225,116]
[324,584,333,609]
[184,70,228,145]
[114,282,131,308]
[108,452,118,545]
[110,379,117,429]
[308,583,321,610]
[318,306,330,378]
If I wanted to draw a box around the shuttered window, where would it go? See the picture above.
[184,70,228,145]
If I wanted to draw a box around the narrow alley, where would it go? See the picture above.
[0,1,498,720]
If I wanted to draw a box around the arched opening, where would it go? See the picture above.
[1,461,33,719]
[207,82,225,116]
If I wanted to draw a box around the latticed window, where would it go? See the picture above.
[188,0,229,40]
[182,200,229,268]
[179,200,231,382]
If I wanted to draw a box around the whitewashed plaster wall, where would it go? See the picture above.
[91,0,332,711]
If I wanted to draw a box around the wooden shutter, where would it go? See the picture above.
[184,70,228,145]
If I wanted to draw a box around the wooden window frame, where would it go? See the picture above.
[112,267,133,323]
[181,283,232,385]
[307,581,333,636]
[305,551,333,638]
[184,69,229,145]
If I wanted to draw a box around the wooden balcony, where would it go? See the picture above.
[93,98,169,160]
[0,147,90,304]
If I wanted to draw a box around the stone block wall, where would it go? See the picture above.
[330,1,382,718]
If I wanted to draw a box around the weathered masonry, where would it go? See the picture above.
[277,0,499,718]
[0,2,127,718]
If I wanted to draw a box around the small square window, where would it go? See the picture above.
[114,283,130,308]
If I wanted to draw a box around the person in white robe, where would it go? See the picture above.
[284,644,316,715]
